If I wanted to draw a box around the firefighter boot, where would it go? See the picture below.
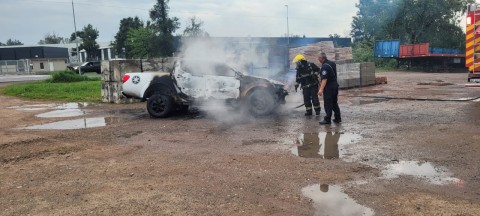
[305,110,313,116]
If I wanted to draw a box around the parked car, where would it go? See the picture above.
[68,61,101,74]
[122,60,288,118]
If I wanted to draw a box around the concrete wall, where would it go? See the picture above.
[101,58,177,104]
[101,60,142,103]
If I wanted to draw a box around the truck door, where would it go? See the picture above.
[174,64,206,99]
[204,64,240,100]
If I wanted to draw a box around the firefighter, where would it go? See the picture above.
[317,52,341,125]
[292,54,321,116]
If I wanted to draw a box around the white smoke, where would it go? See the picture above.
[177,37,286,122]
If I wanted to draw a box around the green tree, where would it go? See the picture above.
[351,0,468,63]
[77,24,100,60]
[70,31,85,42]
[4,39,24,46]
[126,27,157,58]
[39,33,66,44]
[149,0,180,56]
[112,16,144,58]
[0,42,5,46]
[183,17,209,38]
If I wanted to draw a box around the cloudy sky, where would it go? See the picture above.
[0,0,358,45]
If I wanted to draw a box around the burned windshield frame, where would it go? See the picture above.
[179,60,242,77]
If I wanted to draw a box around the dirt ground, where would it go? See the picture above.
[1,71,480,216]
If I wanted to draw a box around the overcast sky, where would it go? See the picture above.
[0,0,358,45]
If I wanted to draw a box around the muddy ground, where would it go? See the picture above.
[1,72,480,216]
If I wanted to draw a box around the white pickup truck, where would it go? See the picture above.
[122,60,288,118]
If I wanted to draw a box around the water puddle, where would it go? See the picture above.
[350,98,390,106]
[382,161,460,185]
[36,109,86,118]
[290,132,362,159]
[23,117,120,130]
[8,103,93,118]
[417,82,454,86]
[302,184,374,216]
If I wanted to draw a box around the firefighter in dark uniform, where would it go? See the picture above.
[318,52,341,125]
[292,54,321,116]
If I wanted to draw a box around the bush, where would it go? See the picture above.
[47,70,100,83]
[352,41,374,63]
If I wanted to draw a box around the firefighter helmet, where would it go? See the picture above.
[292,54,306,63]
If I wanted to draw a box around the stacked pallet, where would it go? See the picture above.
[288,41,353,67]
[101,60,142,104]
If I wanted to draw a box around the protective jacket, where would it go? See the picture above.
[295,60,320,89]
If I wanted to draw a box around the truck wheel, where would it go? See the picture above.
[246,89,276,116]
[147,94,174,118]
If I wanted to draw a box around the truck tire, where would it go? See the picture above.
[246,89,276,116]
[147,94,174,118]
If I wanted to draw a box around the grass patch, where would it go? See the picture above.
[47,70,100,83]
[0,80,102,102]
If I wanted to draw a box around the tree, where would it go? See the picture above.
[351,0,467,49]
[150,0,179,36]
[39,33,67,44]
[70,31,85,42]
[149,0,180,56]
[351,0,468,64]
[183,17,209,38]
[73,24,100,60]
[2,39,24,46]
[126,27,157,58]
[112,16,144,57]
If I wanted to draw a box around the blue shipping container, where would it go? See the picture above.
[429,47,462,55]
[374,40,400,58]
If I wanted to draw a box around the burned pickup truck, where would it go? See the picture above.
[122,60,288,118]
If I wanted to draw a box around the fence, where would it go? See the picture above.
[0,60,31,74]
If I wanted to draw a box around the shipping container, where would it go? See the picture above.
[400,43,430,57]
[374,40,400,58]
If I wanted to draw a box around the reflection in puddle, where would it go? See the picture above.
[383,161,460,185]
[291,132,362,159]
[23,117,119,130]
[36,109,86,118]
[351,98,390,106]
[302,184,374,216]
[8,103,92,118]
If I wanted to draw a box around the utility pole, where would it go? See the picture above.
[285,5,290,46]
[72,0,82,74]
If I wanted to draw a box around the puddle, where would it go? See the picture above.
[8,103,93,118]
[290,132,362,159]
[350,98,390,106]
[8,104,54,111]
[23,117,120,130]
[302,184,374,216]
[382,161,460,185]
[417,82,454,86]
[36,109,86,118]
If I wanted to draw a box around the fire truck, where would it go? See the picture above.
[466,3,480,83]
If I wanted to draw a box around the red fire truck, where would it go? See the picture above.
[466,3,480,83]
